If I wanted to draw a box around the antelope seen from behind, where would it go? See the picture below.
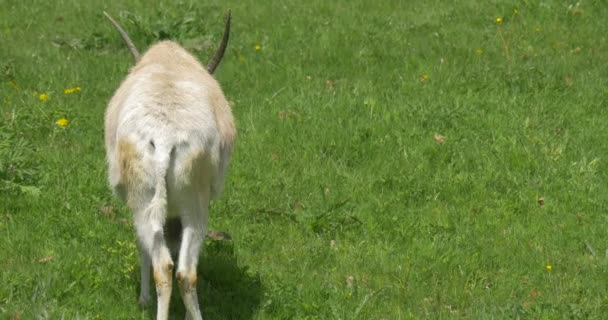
[103,11,235,320]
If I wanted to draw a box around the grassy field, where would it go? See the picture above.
[2,0,608,318]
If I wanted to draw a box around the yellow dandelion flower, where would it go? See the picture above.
[39,93,49,102]
[420,73,430,82]
[546,264,552,271]
[255,44,262,51]
[475,49,484,55]
[495,17,503,24]
[56,118,69,128]
[514,8,519,15]
[63,86,81,95]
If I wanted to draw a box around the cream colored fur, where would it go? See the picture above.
[105,40,235,320]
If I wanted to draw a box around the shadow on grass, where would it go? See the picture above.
[141,239,262,320]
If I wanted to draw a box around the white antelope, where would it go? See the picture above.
[103,11,235,320]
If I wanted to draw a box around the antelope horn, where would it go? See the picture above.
[207,10,231,74]
[103,11,141,62]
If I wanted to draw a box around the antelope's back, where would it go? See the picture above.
[105,41,235,197]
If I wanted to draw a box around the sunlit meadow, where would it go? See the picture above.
[2,1,608,319]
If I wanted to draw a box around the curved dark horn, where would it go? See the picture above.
[103,11,141,62]
[207,10,231,74]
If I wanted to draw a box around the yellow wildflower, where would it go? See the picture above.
[56,118,69,128]
[63,87,81,95]
[39,93,49,102]
[546,264,552,271]
[7,80,19,90]
[255,44,262,51]
[495,17,503,24]
[475,49,484,55]
[514,8,519,15]
[420,74,430,82]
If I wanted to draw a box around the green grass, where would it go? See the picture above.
[2,0,608,318]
